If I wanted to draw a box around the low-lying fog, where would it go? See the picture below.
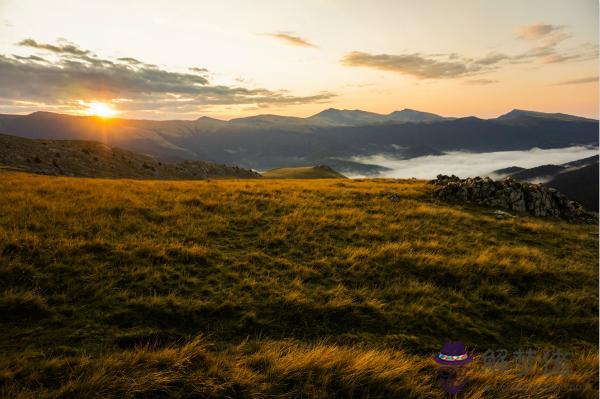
[351,146,599,179]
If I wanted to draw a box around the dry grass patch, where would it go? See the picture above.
[0,172,597,397]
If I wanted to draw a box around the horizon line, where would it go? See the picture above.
[2,107,598,123]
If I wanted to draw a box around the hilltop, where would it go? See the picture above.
[0,172,597,397]
[262,165,347,178]
[0,133,260,179]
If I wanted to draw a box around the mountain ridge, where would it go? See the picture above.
[0,109,597,172]
[5,107,597,123]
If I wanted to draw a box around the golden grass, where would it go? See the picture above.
[1,338,597,398]
[0,172,597,397]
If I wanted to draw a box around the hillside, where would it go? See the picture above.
[0,133,260,179]
[262,165,347,178]
[509,164,567,181]
[492,166,525,175]
[547,163,599,211]
[0,172,597,397]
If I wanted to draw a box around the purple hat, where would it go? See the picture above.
[433,341,473,366]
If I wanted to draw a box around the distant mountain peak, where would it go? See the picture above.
[499,109,545,118]
[386,108,446,123]
[228,114,309,127]
[195,116,225,122]
[28,111,63,118]
[308,108,384,126]
[311,108,377,115]
[390,108,421,114]
[497,109,596,122]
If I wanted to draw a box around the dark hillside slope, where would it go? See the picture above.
[547,163,599,211]
[0,134,259,179]
[509,165,566,181]
[262,165,346,178]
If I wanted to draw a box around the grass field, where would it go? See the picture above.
[0,172,597,398]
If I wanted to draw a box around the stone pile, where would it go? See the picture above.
[431,175,595,220]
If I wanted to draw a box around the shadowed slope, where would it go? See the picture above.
[547,163,599,211]
[262,165,347,178]
[0,134,259,179]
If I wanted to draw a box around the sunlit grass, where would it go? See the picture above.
[0,172,597,397]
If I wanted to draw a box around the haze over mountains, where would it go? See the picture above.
[0,108,597,175]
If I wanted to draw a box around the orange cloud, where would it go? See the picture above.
[265,32,317,48]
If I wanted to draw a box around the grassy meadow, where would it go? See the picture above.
[0,171,597,398]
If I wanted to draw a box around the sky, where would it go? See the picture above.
[0,0,598,120]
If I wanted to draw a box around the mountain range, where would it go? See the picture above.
[225,108,447,127]
[0,108,597,174]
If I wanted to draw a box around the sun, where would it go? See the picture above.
[83,102,118,118]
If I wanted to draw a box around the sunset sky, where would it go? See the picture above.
[0,0,598,120]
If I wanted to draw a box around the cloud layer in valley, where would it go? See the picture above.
[0,39,334,115]
[351,146,599,179]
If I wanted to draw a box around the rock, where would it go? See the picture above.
[489,210,516,220]
[389,194,401,202]
[430,175,596,221]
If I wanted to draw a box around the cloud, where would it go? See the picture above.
[341,51,483,79]
[516,24,563,40]
[555,76,599,85]
[12,54,47,62]
[543,53,579,63]
[189,67,209,73]
[117,57,143,65]
[265,32,317,48]
[351,146,600,179]
[473,53,510,66]
[464,79,498,85]
[515,24,571,47]
[18,38,91,56]
[0,39,335,115]
[512,24,587,64]
[342,24,594,79]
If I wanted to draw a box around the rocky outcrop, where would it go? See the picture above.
[431,175,595,220]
